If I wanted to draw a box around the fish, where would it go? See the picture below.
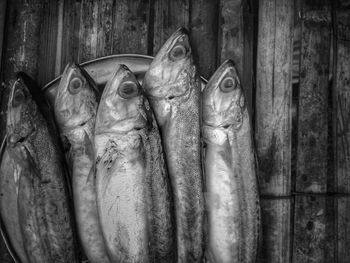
[5,73,79,263]
[143,27,204,263]
[202,60,260,263]
[94,64,174,262]
[54,63,110,263]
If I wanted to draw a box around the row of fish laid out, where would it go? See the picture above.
[0,27,260,263]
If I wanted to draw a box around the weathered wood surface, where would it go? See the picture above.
[0,0,7,73]
[258,199,291,263]
[153,0,190,54]
[113,0,150,55]
[335,1,350,262]
[218,0,255,114]
[293,196,335,263]
[255,0,294,196]
[37,1,60,86]
[190,0,219,79]
[296,0,332,193]
[335,0,350,194]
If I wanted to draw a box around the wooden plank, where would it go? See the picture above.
[153,0,190,54]
[37,0,60,86]
[337,197,350,263]
[112,0,150,55]
[189,0,219,79]
[258,199,291,263]
[0,0,7,73]
[97,0,114,57]
[296,0,332,193]
[335,1,350,193]
[255,0,294,196]
[60,0,81,70]
[217,0,256,112]
[79,0,99,62]
[293,196,335,263]
[335,1,350,262]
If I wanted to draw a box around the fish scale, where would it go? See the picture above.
[5,74,78,263]
[143,27,204,263]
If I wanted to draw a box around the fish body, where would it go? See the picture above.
[0,145,28,263]
[54,63,110,263]
[143,28,204,263]
[6,74,78,263]
[202,60,260,263]
[94,65,174,263]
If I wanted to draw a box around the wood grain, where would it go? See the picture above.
[258,199,291,263]
[293,196,335,263]
[335,1,350,262]
[112,0,150,55]
[189,0,219,79]
[153,0,190,54]
[296,0,332,193]
[60,0,81,70]
[335,0,350,193]
[218,0,255,112]
[37,0,60,86]
[255,0,294,196]
[97,0,114,57]
[79,0,99,62]
[0,0,7,73]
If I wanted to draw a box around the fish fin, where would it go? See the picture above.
[86,164,95,184]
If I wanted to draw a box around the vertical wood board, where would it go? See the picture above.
[190,0,219,79]
[335,1,350,193]
[153,0,190,54]
[255,0,294,196]
[296,0,332,193]
[258,199,291,263]
[112,0,150,55]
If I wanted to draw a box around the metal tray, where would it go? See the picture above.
[43,54,207,106]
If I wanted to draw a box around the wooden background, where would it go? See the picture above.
[0,0,350,262]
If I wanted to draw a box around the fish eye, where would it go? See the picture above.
[118,81,139,99]
[220,77,237,93]
[68,77,83,94]
[12,90,25,107]
[169,45,187,61]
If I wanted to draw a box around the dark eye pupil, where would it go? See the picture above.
[70,77,82,90]
[220,77,237,92]
[171,45,186,60]
[119,81,138,98]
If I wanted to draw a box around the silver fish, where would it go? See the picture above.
[143,27,204,263]
[202,60,260,263]
[54,63,110,263]
[6,74,78,263]
[94,64,174,262]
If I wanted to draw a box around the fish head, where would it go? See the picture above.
[55,63,100,130]
[203,60,245,129]
[95,64,150,134]
[6,77,37,146]
[143,27,196,101]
